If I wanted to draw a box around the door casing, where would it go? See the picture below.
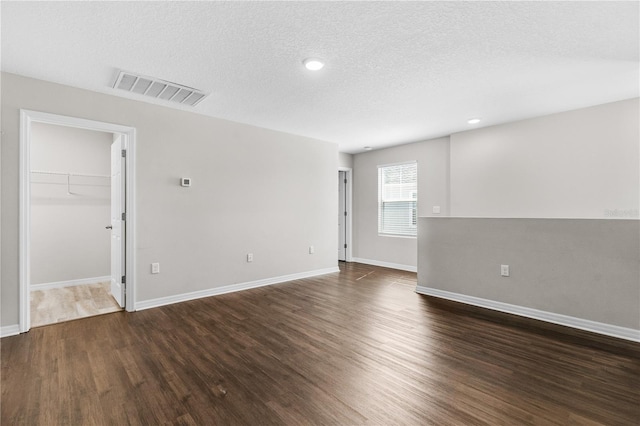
[19,110,137,333]
[338,167,353,262]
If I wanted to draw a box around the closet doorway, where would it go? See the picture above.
[19,111,137,332]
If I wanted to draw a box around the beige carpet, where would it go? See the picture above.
[30,281,122,327]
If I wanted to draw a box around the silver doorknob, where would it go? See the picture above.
[105,225,113,230]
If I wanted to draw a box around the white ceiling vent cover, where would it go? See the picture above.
[113,71,207,107]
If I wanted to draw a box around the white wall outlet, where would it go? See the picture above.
[501,264,510,277]
[309,245,314,254]
[247,253,253,262]
[151,263,160,274]
[432,206,441,214]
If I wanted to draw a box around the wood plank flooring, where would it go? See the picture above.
[2,262,639,425]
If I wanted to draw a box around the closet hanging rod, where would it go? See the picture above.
[30,170,110,179]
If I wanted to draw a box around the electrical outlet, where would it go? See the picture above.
[151,263,160,274]
[500,264,510,277]
[247,253,253,262]
[309,246,314,254]
[432,206,441,214]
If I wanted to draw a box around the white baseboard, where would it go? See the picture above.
[416,286,640,343]
[31,276,111,291]
[135,267,340,311]
[352,257,417,273]
[1,324,21,338]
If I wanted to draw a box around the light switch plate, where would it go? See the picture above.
[501,265,510,277]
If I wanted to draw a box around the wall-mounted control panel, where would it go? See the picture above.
[181,177,191,187]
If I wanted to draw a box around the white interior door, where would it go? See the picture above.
[110,135,125,307]
[338,171,346,261]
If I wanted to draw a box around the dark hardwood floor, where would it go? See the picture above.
[2,263,639,425]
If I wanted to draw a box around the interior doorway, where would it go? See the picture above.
[338,168,353,262]
[19,110,137,333]
[29,123,122,327]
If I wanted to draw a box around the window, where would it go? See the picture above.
[378,162,417,237]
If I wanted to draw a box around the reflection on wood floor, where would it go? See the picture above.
[30,281,122,327]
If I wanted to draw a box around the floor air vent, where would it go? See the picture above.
[113,71,207,107]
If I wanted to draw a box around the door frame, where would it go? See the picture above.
[338,167,353,262]
[19,110,137,333]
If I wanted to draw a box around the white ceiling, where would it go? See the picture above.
[2,1,638,153]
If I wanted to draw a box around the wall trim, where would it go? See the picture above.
[135,267,340,311]
[352,257,417,273]
[30,276,111,291]
[416,286,640,343]
[1,325,21,338]
[424,216,639,221]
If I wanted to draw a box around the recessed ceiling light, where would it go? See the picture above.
[303,58,325,71]
[364,146,372,151]
[468,118,481,124]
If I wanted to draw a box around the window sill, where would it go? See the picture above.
[378,233,417,239]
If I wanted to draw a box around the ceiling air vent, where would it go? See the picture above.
[113,71,207,107]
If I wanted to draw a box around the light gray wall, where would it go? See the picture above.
[30,123,111,284]
[352,98,639,269]
[1,72,338,326]
[450,98,639,218]
[338,152,353,169]
[418,217,640,330]
[352,137,450,268]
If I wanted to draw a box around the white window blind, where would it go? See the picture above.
[378,162,417,237]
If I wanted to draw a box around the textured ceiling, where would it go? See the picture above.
[2,1,638,153]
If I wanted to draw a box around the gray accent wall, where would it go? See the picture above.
[418,217,640,330]
[1,72,338,327]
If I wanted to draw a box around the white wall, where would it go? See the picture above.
[450,98,639,218]
[1,72,338,326]
[339,152,353,169]
[352,98,638,270]
[352,137,450,270]
[30,123,111,284]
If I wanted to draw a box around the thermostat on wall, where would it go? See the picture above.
[181,177,191,187]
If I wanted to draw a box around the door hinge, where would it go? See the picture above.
[344,179,347,184]
[121,149,126,158]
[121,275,126,284]
[121,212,126,221]
[344,211,347,216]
[344,244,347,248]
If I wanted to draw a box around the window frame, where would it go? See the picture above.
[377,161,418,238]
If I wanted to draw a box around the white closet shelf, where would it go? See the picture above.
[30,170,110,178]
